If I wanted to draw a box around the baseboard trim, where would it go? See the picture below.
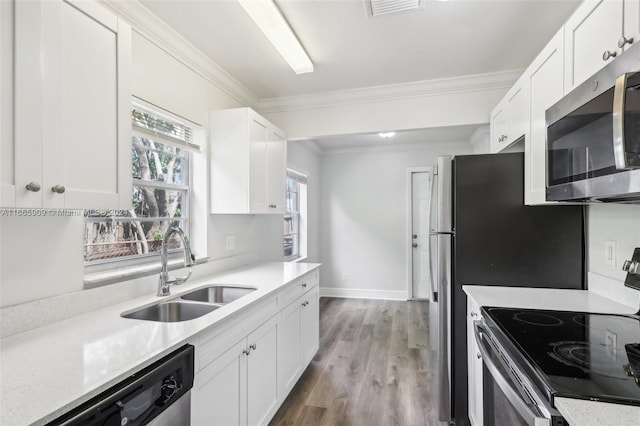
[320,287,408,301]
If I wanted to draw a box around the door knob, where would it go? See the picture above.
[412,242,418,248]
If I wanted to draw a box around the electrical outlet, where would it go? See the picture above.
[225,235,235,251]
[605,240,616,266]
[606,330,617,359]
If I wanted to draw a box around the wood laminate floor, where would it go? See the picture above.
[270,298,445,426]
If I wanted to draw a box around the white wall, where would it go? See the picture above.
[319,141,473,299]
[286,141,321,263]
[0,31,283,307]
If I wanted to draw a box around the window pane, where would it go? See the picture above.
[132,137,186,185]
[284,214,293,235]
[286,190,298,213]
[84,216,185,262]
[284,234,299,259]
[132,187,186,219]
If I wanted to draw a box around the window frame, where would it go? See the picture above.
[284,169,307,262]
[84,99,200,271]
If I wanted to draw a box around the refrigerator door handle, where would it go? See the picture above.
[428,234,438,301]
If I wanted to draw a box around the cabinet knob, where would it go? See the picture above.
[51,184,66,194]
[302,283,307,288]
[602,50,617,61]
[470,311,478,318]
[477,352,482,359]
[618,36,634,48]
[25,182,41,192]
[249,343,257,351]
[242,349,250,356]
[412,242,418,248]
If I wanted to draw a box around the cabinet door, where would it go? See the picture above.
[625,0,640,51]
[267,128,286,214]
[15,0,131,209]
[192,339,247,426]
[506,83,527,145]
[300,286,319,367]
[277,298,302,399]
[525,30,564,205]
[467,299,483,426]
[249,116,270,214]
[246,315,279,426]
[489,103,508,153]
[565,0,624,92]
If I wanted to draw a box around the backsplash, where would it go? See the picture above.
[587,203,640,308]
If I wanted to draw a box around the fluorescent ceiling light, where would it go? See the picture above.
[379,132,396,138]
[237,0,314,74]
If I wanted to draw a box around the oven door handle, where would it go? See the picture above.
[474,321,550,426]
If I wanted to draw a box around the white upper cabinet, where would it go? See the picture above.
[524,30,565,205]
[489,76,527,153]
[564,0,638,93]
[3,0,131,209]
[210,108,287,214]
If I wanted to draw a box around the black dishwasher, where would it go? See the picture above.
[47,344,194,426]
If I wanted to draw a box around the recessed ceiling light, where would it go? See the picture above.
[237,0,314,74]
[379,132,396,138]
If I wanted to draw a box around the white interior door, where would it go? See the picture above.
[411,172,432,300]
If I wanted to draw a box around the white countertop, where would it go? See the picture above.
[0,262,321,426]
[463,285,640,426]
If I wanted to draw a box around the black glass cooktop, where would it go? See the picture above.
[483,307,640,406]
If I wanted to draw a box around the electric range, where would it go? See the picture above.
[482,307,640,407]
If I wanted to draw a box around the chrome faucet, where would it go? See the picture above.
[157,226,195,297]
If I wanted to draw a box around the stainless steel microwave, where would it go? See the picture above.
[546,41,640,203]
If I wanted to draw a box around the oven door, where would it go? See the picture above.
[474,321,557,426]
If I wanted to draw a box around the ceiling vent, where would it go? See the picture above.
[364,0,424,18]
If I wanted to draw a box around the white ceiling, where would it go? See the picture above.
[140,0,581,99]
[138,0,581,150]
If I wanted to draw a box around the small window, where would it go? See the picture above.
[284,169,307,261]
[84,101,199,266]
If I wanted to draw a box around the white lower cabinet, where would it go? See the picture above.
[193,315,279,426]
[467,298,483,426]
[192,272,320,426]
[277,285,320,399]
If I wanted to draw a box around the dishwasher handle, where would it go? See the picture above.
[473,321,550,426]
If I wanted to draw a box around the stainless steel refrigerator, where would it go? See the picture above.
[429,153,585,425]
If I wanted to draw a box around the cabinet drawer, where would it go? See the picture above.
[277,270,319,309]
[197,296,277,372]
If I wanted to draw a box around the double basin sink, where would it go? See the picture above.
[122,285,256,322]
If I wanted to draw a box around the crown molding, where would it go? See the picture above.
[258,69,523,114]
[320,140,473,156]
[100,0,259,109]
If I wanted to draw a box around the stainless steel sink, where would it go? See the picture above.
[122,300,220,322]
[180,285,256,304]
